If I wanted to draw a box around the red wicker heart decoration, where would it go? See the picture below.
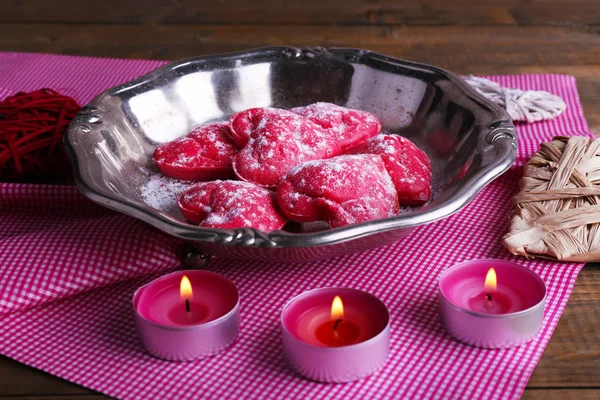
[0,89,80,182]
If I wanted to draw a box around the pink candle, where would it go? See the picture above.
[438,259,546,349]
[133,270,239,361]
[281,288,390,383]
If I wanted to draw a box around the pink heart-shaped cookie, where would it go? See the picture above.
[277,154,399,228]
[231,108,341,188]
[229,107,284,148]
[291,102,381,151]
[153,122,239,181]
[177,180,287,232]
[361,134,432,206]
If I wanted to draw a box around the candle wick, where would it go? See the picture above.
[485,292,493,308]
[185,299,191,313]
[333,318,342,331]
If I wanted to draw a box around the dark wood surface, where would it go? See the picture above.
[1,1,600,398]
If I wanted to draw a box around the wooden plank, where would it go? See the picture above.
[527,263,600,387]
[0,356,94,396]
[1,0,598,26]
[523,389,600,400]
[0,23,598,66]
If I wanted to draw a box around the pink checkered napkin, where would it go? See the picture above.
[0,183,182,316]
[0,52,593,400]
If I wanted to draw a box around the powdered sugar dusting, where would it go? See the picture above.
[141,173,191,213]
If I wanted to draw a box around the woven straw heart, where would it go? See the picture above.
[503,136,600,261]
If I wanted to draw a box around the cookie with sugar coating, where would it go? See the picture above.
[291,102,381,151]
[153,122,238,181]
[362,134,432,206]
[229,107,284,148]
[231,108,340,188]
[177,180,287,231]
[277,154,399,228]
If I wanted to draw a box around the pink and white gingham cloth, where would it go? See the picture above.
[0,52,593,400]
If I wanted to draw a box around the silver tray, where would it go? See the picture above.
[65,47,516,262]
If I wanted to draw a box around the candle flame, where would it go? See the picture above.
[331,296,344,320]
[484,268,497,292]
[180,275,193,300]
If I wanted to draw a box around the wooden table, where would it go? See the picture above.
[1,1,599,398]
